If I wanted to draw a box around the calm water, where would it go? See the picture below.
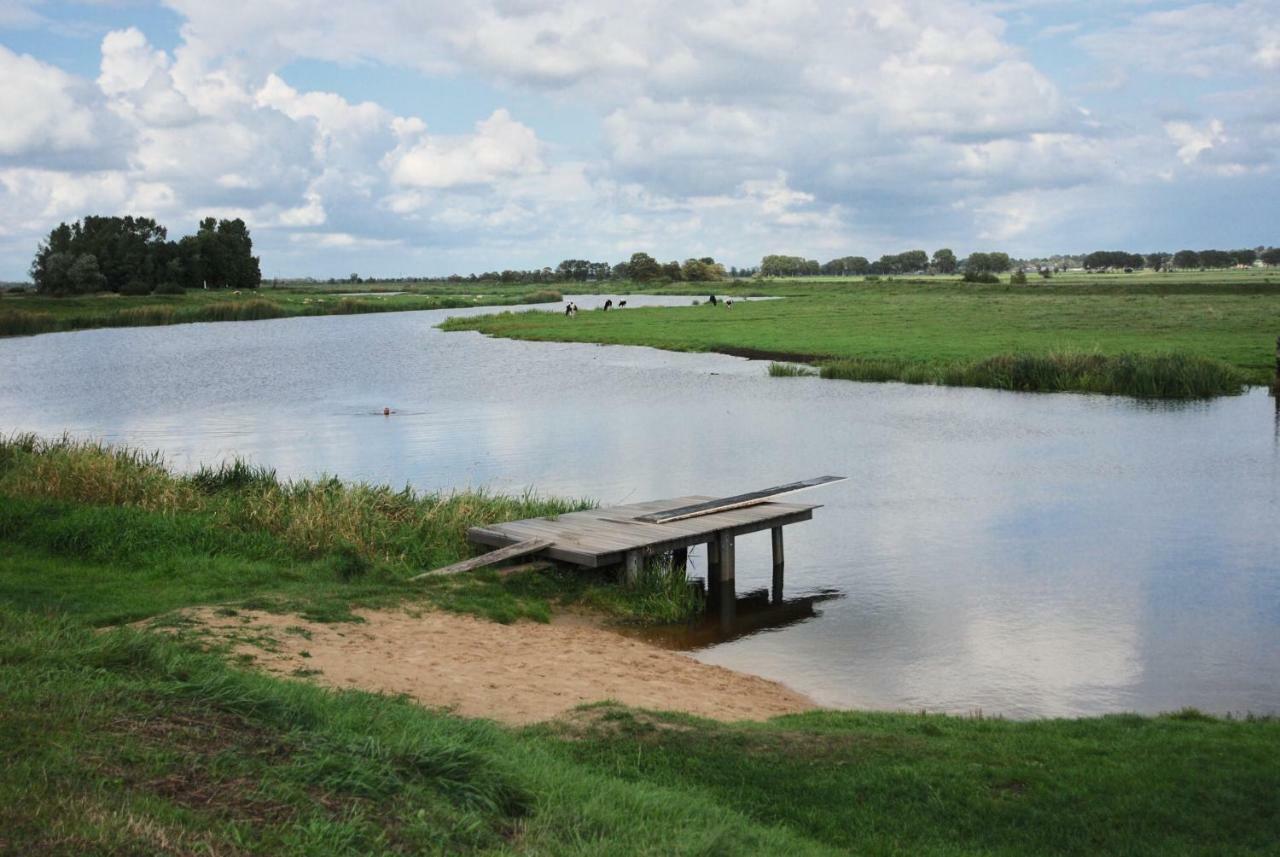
[1,296,1277,718]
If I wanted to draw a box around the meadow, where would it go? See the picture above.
[1,433,1277,854]
[443,273,1280,397]
[0,283,562,338]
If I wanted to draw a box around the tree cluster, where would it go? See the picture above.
[30,216,262,295]
[768,248,964,277]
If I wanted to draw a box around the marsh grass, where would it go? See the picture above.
[767,362,818,377]
[820,350,1247,398]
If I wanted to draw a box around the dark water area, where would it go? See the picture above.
[1,295,1277,718]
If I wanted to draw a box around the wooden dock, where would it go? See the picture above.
[468,494,821,628]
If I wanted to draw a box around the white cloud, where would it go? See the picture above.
[0,46,102,157]
[384,109,543,189]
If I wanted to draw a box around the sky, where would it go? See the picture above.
[0,1,1277,278]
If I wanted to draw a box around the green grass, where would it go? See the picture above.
[0,433,701,627]
[3,611,1276,855]
[2,432,1279,853]
[0,284,563,337]
[441,274,1280,397]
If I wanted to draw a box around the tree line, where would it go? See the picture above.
[761,249,1004,278]
[1083,248,1278,271]
[30,216,262,295]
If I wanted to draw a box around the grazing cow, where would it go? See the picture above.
[725,299,733,309]
[709,294,718,306]
[618,300,627,308]
[565,303,573,317]
[604,299,613,311]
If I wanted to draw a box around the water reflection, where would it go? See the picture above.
[625,587,844,649]
[0,296,1277,718]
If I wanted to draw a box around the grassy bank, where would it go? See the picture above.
[0,285,562,338]
[2,434,1278,853]
[441,277,1280,397]
[0,434,703,626]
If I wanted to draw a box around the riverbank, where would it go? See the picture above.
[441,278,1280,398]
[2,434,1279,854]
[0,284,563,338]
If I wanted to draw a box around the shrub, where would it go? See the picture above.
[1010,270,1028,285]
[119,278,152,296]
[153,281,184,295]
[962,271,1000,284]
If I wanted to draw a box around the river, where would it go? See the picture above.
[1,294,1276,718]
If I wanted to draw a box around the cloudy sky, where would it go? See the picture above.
[0,1,1276,278]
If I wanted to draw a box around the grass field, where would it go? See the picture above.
[0,283,562,337]
[3,433,1278,854]
[442,275,1280,397]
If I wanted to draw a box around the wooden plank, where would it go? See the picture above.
[634,476,844,523]
[409,538,551,580]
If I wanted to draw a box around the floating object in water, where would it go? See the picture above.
[383,407,391,416]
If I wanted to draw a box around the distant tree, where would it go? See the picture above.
[761,255,819,277]
[627,252,662,282]
[897,250,929,273]
[681,258,726,281]
[963,252,1011,275]
[1261,248,1280,266]
[931,248,957,274]
[1039,268,1052,279]
[1198,249,1234,269]
[662,260,684,281]
[1010,270,1028,285]
[1172,250,1200,269]
[1084,250,1144,271]
[1145,252,1171,271]
[1233,248,1257,266]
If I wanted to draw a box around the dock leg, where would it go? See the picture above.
[672,546,688,572]
[771,526,784,605]
[624,550,643,585]
[717,530,736,632]
[706,539,721,614]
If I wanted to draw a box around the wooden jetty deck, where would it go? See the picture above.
[468,495,821,627]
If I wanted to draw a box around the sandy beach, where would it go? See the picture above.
[180,606,816,725]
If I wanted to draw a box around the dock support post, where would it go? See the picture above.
[706,539,721,613]
[624,550,642,585]
[672,546,688,572]
[771,526,784,604]
[716,530,736,631]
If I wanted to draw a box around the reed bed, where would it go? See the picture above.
[0,309,59,336]
[819,350,1247,398]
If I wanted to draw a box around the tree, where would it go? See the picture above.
[760,255,819,277]
[1145,252,1171,272]
[931,248,957,274]
[627,252,662,282]
[681,258,726,281]
[1233,248,1257,266]
[31,215,259,294]
[1198,249,1234,269]
[964,252,1011,274]
[662,260,683,281]
[1172,250,1200,269]
[1261,248,1280,266]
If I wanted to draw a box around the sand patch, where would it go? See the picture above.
[178,607,815,725]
